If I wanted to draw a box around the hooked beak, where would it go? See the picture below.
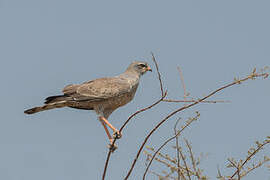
[146,66,152,72]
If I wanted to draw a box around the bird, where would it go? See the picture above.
[24,61,152,150]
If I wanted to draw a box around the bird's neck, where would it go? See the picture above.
[122,70,141,79]
[118,71,141,86]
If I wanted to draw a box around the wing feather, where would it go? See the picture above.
[70,77,132,102]
[62,84,80,95]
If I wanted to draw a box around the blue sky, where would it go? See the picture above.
[1,0,269,179]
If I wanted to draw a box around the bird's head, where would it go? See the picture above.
[126,61,152,76]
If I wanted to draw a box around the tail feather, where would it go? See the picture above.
[24,107,43,114]
[24,102,67,114]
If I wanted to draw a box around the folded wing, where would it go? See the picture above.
[62,77,132,102]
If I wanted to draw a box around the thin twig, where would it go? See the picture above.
[177,66,187,100]
[120,94,166,133]
[124,71,268,180]
[230,139,270,179]
[227,158,240,180]
[240,156,270,178]
[144,149,196,178]
[185,139,200,179]
[142,113,200,179]
[151,52,164,96]
[150,171,176,180]
[163,99,230,103]
[177,145,192,180]
[174,119,185,180]
[217,165,224,179]
[102,53,165,180]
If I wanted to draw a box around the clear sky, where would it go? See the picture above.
[1,0,269,179]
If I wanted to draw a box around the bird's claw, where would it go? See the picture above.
[113,130,122,139]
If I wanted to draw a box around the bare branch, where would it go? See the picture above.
[217,165,224,179]
[174,119,185,180]
[177,66,187,100]
[230,138,270,179]
[178,145,192,180]
[227,158,240,180]
[151,52,165,96]
[142,113,200,179]
[163,99,230,103]
[144,149,195,178]
[150,170,176,180]
[240,156,270,178]
[124,69,268,180]
[185,139,201,179]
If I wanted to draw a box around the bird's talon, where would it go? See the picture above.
[113,131,122,139]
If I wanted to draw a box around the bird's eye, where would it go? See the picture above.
[138,64,147,68]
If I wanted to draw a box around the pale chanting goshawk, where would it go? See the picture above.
[24,61,152,149]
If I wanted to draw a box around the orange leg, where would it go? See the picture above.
[99,116,117,132]
[99,116,122,139]
[99,118,113,143]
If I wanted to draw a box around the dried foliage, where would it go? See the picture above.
[222,137,270,180]
[144,120,270,180]
[143,114,208,180]
[143,112,200,180]
[101,54,269,180]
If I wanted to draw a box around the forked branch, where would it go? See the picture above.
[123,69,268,180]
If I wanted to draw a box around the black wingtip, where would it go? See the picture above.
[44,95,65,104]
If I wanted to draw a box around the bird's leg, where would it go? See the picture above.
[99,116,122,139]
[99,117,118,152]
[99,119,113,141]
